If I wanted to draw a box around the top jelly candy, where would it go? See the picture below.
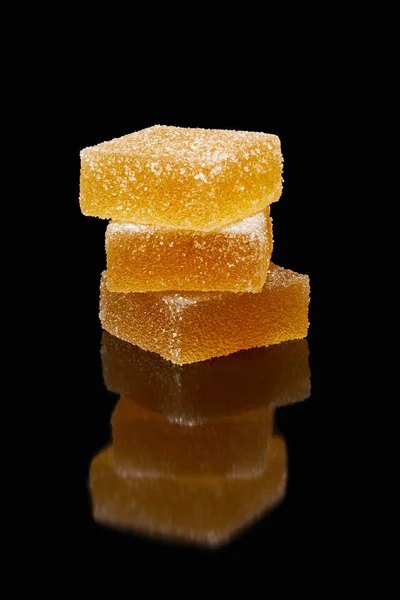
[80,125,283,231]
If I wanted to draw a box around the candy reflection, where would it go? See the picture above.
[90,436,286,547]
[90,336,310,547]
[101,331,310,424]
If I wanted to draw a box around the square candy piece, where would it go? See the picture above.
[80,125,282,231]
[106,209,272,293]
[99,264,310,364]
[101,332,311,424]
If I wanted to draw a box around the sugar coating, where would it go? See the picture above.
[80,125,283,231]
[99,264,310,364]
[101,332,311,424]
[89,436,286,547]
[112,396,274,478]
[106,209,273,293]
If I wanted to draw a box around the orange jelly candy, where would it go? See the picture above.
[80,125,282,231]
[106,209,273,293]
[99,264,310,364]
[101,332,310,423]
[89,436,286,547]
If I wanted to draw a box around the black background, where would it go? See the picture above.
[38,95,325,572]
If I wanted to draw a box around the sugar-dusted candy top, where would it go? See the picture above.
[80,125,283,230]
[82,125,281,166]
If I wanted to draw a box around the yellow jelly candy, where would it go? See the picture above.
[80,125,282,231]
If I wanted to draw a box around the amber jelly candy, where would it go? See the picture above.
[106,209,272,293]
[99,264,310,364]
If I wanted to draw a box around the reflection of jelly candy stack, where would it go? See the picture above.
[80,126,310,364]
[89,336,310,547]
[101,331,311,423]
